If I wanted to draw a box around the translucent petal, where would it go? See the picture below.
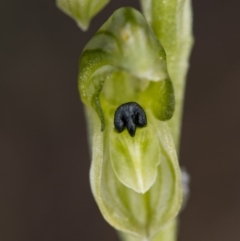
[109,125,161,193]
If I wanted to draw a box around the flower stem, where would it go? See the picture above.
[119,219,177,241]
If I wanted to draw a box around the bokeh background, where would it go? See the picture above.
[1,0,240,240]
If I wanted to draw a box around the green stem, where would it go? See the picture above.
[118,219,177,241]
[140,0,194,149]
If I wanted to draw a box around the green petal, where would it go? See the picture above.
[56,0,110,30]
[109,120,161,193]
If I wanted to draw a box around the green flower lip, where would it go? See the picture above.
[114,102,147,137]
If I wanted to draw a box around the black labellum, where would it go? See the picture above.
[114,102,147,137]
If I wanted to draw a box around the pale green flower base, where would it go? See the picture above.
[119,219,177,241]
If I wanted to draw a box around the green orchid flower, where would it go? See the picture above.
[79,7,182,240]
[57,0,193,240]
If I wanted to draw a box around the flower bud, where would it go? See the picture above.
[56,0,109,30]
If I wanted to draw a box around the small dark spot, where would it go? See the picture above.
[114,102,147,137]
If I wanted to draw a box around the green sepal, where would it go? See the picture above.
[89,107,182,239]
[78,7,175,130]
[56,0,110,30]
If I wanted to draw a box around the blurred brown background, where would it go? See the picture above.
[0,0,240,240]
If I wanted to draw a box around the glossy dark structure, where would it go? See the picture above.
[114,102,147,137]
